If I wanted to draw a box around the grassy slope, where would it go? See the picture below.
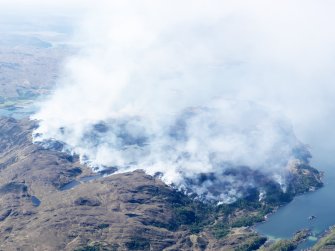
[312,227,335,251]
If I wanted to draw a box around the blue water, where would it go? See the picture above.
[256,163,335,250]
[31,196,41,207]
[0,103,37,119]
[60,180,81,191]
[60,175,102,191]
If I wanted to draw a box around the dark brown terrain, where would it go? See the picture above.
[0,117,323,251]
[0,118,203,251]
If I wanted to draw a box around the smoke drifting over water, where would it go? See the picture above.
[32,1,334,202]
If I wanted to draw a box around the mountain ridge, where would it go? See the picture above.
[0,117,323,250]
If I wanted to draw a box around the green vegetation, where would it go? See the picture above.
[268,240,296,251]
[129,165,322,249]
[231,214,264,228]
[152,187,215,232]
[261,229,311,251]
[125,237,150,250]
[169,190,270,240]
[75,244,118,251]
[174,207,197,225]
[312,227,335,251]
[287,164,323,195]
[169,182,297,241]
[236,236,267,251]
[97,223,110,229]
[211,222,230,239]
[171,202,213,233]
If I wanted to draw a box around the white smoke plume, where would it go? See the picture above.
[31,0,334,202]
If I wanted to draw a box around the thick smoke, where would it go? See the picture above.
[31,0,333,202]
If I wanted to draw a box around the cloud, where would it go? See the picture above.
[31,0,335,201]
[0,0,89,9]
[0,0,91,24]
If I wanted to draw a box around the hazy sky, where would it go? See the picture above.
[20,1,335,160]
[0,0,90,11]
[1,0,334,186]
[1,1,334,154]
[24,1,335,201]
[0,0,90,32]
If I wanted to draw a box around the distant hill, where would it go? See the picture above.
[0,33,71,99]
[0,35,52,48]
